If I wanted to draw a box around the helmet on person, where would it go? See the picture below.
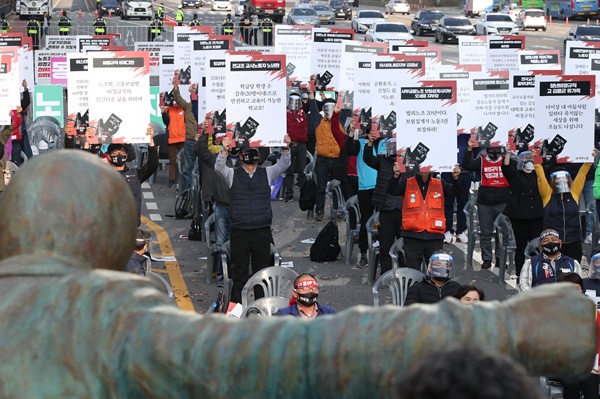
[427,252,453,280]
[62,10,67,17]
[193,13,198,18]
[178,4,182,8]
[549,170,571,194]
[591,253,600,279]
[227,13,232,18]
[516,151,534,172]
[288,93,301,111]
[0,13,5,19]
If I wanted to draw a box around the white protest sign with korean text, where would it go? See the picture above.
[390,46,441,78]
[565,41,600,75]
[517,50,561,71]
[205,55,229,137]
[339,40,387,109]
[353,53,374,135]
[173,26,213,90]
[388,40,429,52]
[534,74,595,163]
[226,53,286,147]
[67,53,89,134]
[0,47,20,125]
[275,25,312,84]
[45,35,78,51]
[18,44,34,89]
[589,54,600,111]
[468,71,509,147]
[370,54,425,138]
[159,52,174,94]
[459,36,487,67]
[76,36,113,52]
[35,50,71,85]
[88,51,150,144]
[310,28,353,92]
[0,34,23,47]
[486,36,525,72]
[134,41,174,77]
[396,81,458,173]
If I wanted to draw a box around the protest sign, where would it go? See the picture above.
[0,47,20,125]
[517,50,561,71]
[564,41,600,75]
[35,49,71,85]
[459,35,487,67]
[275,25,312,84]
[310,28,353,92]
[87,51,150,144]
[173,26,213,91]
[18,41,34,89]
[33,85,64,127]
[50,57,67,86]
[388,40,428,51]
[534,74,595,163]
[589,54,600,116]
[159,52,174,95]
[396,81,458,173]
[390,46,441,78]
[76,36,113,52]
[486,36,525,71]
[0,33,23,47]
[134,41,174,78]
[353,53,374,137]
[226,53,287,147]
[468,71,510,147]
[149,86,162,126]
[45,35,78,50]
[66,53,89,136]
[205,55,228,137]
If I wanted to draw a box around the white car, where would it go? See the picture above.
[351,9,386,33]
[516,8,546,31]
[365,21,413,42]
[475,13,519,35]
[235,0,246,15]
[500,5,522,21]
[212,0,232,11]
[384,0,410,15]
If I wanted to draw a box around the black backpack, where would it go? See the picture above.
[188,215,203,241]
[174,188,193,219]
[299,179,316,211]
[310,220,341,262]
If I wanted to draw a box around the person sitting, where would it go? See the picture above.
[126,228,151,276]
[452,284,485,304]
[274,274,336,319]
[404,252,461,306]
[519,229,582,292]
[584,253,600,298]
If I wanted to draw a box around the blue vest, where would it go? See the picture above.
[357,138,382,191]
[230,167,272,230]
[531,253,576,287]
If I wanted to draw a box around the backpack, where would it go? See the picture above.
[310,220,341,262]
[299,179,316,211]
[188,215,203,241]
[174,188,193,219]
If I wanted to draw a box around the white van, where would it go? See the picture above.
[121,0,154,19]
[212,0,232,11]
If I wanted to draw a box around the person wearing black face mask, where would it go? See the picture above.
[462,139,510,270]
[274,274,336,318]
[215,134,291,304]
[519,229,582,291]
[107,124,159,226]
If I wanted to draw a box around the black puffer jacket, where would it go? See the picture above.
[501,160,543,220]
[363,138,397,210]
[404,277,461,306]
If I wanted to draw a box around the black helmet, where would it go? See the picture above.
[63,10,68,16]
[227,13,231,18]
[1,13,6,18]
[193,13,198,18]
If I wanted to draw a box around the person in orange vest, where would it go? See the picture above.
[160,89,186,187]
[388,162,461,270]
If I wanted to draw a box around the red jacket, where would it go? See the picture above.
[286,109,308,143]
[9,110,22,141]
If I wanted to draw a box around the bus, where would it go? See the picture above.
[519,0,544,8]
[545,0,599,19]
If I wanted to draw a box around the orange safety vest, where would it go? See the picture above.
[402,176,446,234]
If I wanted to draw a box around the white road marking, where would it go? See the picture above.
[146,202,158,210]
[532,45,554,49]
[141,182,151,189]
[143,192,155,199]
[150,213,163,221]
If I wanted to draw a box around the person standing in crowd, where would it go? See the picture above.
[57,11,71,36]
[404,252,461,305]
[239,13,252,44]
[250,13,259,45]
[308,92,345,221]
[7,80,30,167]
[584,253,600,296]
[189,13,202,26]
[260,17,273,45]
[502,146,544,278]
[215,135,291,303]
[301,92,317,155]
[161,89,187,188]
[388,163,461,270]
[535,156,593,262]
[222,13,234,34]
[93,14,107,35]
[27,19,41,49]
[595,150,600,238]
[157,2,164,19]
[462,139,510,269]
[176,5,184,26]
[452,284,485,304]
[519,229,582,291]
[126,228,152,276]
[96,0,102,10]
[0,13,10,33]
[148,14,163,41]
[42,11,49,37]
[275,274,336,318]
[284,93,308,202]
[107,124,158,226]
[172,79,199,193]
[443,135,472,244]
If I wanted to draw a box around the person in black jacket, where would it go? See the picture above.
[501,144,543,277]
[404,252,461,305]
[107,124,159,226]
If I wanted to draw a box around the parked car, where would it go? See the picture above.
[564,25,600,52]
[434,15,475,43]
[351,9,386,33]
[100,0,121,16]
[516,8,546,31]
[287,6,320,26]
[365,21,413,42]
[410,10,444,36]
[182,0,203,8]
[500,5,522,21]
[212,0,231,11]
[474,13,518,35]
[310,3,336,24]
[384,0,410,15]
[329,0,351,20]
[235,0,246,15]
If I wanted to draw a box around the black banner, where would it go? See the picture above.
[92,57,145,68]
[375,61,422,69]
[193,40,229,51]
[539,80,592,96]
[473,79,509,90]
[230,60,281,71]
[69,57,88,72]
[512,75,535,88]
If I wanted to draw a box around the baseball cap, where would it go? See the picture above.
[301,93,309,99]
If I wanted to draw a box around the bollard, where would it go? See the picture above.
[94,10,98,17]
[78,9,82,17]
[549,14,552,24]
[566,16,568,27]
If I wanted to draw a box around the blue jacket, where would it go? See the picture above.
[274,303,336,317]
[343,135,383,191]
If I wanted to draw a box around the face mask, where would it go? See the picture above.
[111,154,127,167]
[487,151,501,160]
[241,150,260,165]
[89,144,101,154]
[541,242,560,255]
[296,292,318,306]
[323,105,334,119]
[523,161,534,172]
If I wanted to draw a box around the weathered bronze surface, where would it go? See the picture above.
[0,151,596,398]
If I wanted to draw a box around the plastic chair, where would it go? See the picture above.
[142,256,174,299]
[304,159,317,219]
[372,268,425,307]
[343,195,361,265]
[389,237,406,270]
[588,201,599,250]
[326,179,345,220]
[538,377,564,399]
[366,211,380,285]
[464,195,480,269]
[242,297,290,318]
[241,266,299,310]
[524,237,541,260]
[494,214,517,284]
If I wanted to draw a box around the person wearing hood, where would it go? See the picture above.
[501,144,544,278]
[214,135,291,303]
[462,138,510,269]
[404,252,461,305]
[274,274,336,318]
